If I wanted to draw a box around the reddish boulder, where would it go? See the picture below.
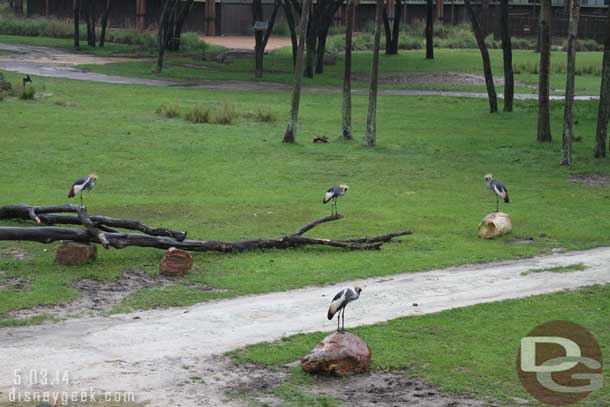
[160,247,193,276]
[301,332,371,376]
[55,241,97,266]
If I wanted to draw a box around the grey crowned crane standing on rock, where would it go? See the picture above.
[327,286,361,332]
[68,174,97,207]
[22,75,32,87]
[485,174,509,212]
[323,184,349,216]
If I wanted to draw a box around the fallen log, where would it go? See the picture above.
[0,204,412,253]
[0,204,187,241]
[478,212,512,239]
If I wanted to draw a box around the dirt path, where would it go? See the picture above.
[201,35,292,51]
[0,43,599,100]
[0,247,609,406]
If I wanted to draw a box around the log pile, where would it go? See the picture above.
[0,204,412,253]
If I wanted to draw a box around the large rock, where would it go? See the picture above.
[55,241,97,266]
[160,247,193,276]
[301,332,371,376]
[478,212,512,239]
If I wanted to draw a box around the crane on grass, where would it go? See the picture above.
[323,184,349,216]
[327,286,361,332]
[484,174,510,212]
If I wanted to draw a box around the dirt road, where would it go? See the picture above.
[0,246,609,406]
[0,43,599,100]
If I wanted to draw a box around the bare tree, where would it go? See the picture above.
[594,3,610,158]
[341,0,356,140]
[561,0,580,166]
[99,0,112,48]
[254,0,280,78]
[73,0,80,49]
[425,0,434,59]
[167,0,195,51]
[499,0,514,111]
[364,0,384,147]
[279,0,300,66]
[465,0,497,113]
[156,0,178,73]
[283,0,313,143]
[383,0,402,55]
[537,0,552,142]
[83,0,97,47]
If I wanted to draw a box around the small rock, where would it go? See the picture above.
[55,242,97,266]
[301,331,371,376]
[160,248,193,276]
[313,136,329,144]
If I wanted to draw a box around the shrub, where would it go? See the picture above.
[0,73,11,92]
[184,105,210,123]
[46,18,73,38]
[180,32,209,54]
[156,103,181,119]
[398,35,423,50]
[272,19,291,37]
[19,86,35,100]
[212,100,238,125]
[253,106,277,123]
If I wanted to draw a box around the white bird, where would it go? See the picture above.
[323,184,349,216]
[68,174,97,207]
[484,174,510,212]
[327,286,361,332]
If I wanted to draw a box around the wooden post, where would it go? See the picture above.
[436,0,444,21]
[136,0,146,32]
[206,0,216,36]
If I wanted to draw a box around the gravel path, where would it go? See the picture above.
[0,247,609,406]
[0,43,599,100]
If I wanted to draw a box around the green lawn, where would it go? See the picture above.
[0,69,610,322]
[230,284,610,406]
[77,46,604,95]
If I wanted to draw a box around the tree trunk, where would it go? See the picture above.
[253,0,265,78]
[0,205,413,253]
[73,0,80,49]
[365,0,383,147]
[88,0,96,47]
[465,0,497,113]
[425,0,434,59]
[304,7,319,78]
[342,0,355,140]
[499,0,514,112]
[156,0,176,73]
[167,0,195,51]
[14,0,23,16]
[478,212,512,239]
[283,0,313,143]
[594,4,610,158]
[99,0,112,48]
[382,0,401,55]
[537,0,552,143]
[315,23,330,74]
[281,0,299,66]
[561,0,580,166]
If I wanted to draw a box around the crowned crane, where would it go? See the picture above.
[68,174,97,207]
[327,286,361,333]
[22,75,32,87]
[323,184,349,216]
[484,174,510,212]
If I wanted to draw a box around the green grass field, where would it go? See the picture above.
[230,284,610,406]
[1,68,610,323]
[0,33,605,95]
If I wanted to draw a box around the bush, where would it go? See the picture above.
[156,103,181,119]
[184,105,210,123]
[19,86,35,100]
[212,100,238,125]
[253,106,277,123]
[398,34,423,50]
[180,32,209,54]
[46,18,73,38]
[273,19,291,37]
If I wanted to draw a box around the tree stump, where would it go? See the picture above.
[160,247,193,276]
[301,332,371,376]
[479,212,512,239]
[55,241,97,265]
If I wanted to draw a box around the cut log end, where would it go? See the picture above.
[478,212,512,239]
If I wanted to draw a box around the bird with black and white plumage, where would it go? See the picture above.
[68,174,97,207]
[322,184,349,216]
[327,286,361,332]
[22,75,32,87]
[484,174,510,212]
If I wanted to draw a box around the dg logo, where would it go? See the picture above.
[517,320,604,406]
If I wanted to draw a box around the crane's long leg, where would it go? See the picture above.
[496,195,499,212]
[341,307,346,332]
[80,191,83,208]
[337,313,340,332]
